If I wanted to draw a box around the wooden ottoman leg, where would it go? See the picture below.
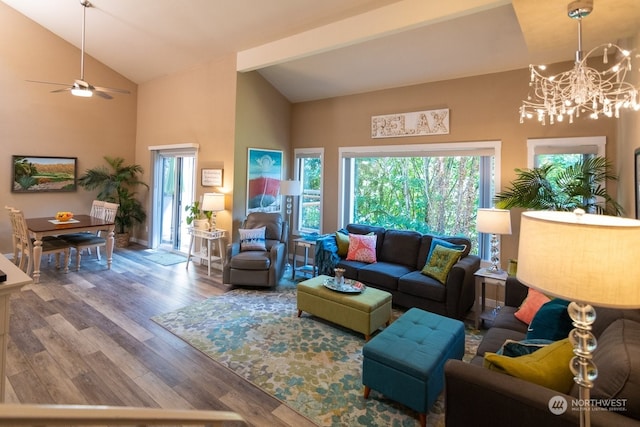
[419,413,426,427]
[363,386,371,399]
[297,309,302,317]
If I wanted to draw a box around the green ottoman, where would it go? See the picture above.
[363,308,465,427]
[297,275,392,341]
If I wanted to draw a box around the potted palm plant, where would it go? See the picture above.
[494,156,622,216]
[77,156,149,247]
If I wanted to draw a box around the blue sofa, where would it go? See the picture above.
[315,224,481,320]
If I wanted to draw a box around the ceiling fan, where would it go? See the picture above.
[27,0,129,100]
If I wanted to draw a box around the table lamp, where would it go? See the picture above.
[476,208,512,272]
[517,209,640,427]
[279,180,301,268]
[200,193,225,230]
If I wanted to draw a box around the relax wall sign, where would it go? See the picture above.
[371,108,449,138]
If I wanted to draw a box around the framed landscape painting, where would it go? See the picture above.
[12,155,77,193]
[246,148,283,214]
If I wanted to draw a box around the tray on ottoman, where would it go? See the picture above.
[297,274,392,341]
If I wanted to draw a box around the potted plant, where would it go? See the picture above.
[494,156,622,216]
[185,201,211,230]
[77,156,149,247]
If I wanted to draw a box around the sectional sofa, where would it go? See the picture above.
[445,277,640,426]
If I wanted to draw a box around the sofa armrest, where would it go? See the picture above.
[444,254,481,319]
[444,360,638,427]
[505,276,529,307]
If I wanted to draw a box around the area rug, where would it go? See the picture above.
[152,287,483,426]
[143,250,187,266]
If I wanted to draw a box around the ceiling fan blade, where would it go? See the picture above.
[26,79,70,87]
[93,90,113,100]
[50,87,72,93]
[93,85,131,95]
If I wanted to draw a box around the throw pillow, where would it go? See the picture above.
[425,238,467,264]
[346,233,377,263]
[239,227,266,251]
[497,339,554,357]
[421,245,463,284]
[514,288,551,325]
[526,299,572,341]
[335,231,350,257]
[483,338,575,393]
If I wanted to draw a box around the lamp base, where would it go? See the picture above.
[568,301,597,427]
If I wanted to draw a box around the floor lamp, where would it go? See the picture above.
[517,209,640,427]
[279,180,301,269]
[476,208,512,273]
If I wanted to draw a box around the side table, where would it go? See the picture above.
[0,254,33,402]
[292,238,317,279]
[473,267,508,329]
[186,228,226,276]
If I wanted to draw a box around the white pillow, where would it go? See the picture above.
[239,227,266,251]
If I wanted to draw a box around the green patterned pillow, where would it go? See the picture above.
[421,245,463,284]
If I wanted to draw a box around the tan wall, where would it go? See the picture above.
[233,71,292,237]
[291,66,622,265]
[618,31,640,218]
[135,56,239,243]
[0,2,137,254]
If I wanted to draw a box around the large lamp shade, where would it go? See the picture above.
[517,210,640,308]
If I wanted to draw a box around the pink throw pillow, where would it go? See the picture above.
[346,233,377,263]
[514,288,551,325]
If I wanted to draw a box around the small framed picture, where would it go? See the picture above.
[202,168,223,187]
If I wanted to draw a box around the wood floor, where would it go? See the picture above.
[4,244,317,427]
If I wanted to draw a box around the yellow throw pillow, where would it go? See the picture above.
[420,245,462,284]
[483,338,574,393]
[336,231,349,257]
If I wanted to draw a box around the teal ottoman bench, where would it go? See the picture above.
[362,307,465,427]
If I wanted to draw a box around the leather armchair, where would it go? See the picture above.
[223,212,288,287]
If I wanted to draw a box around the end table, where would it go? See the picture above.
[473,267,508,329]
[186,228,226,276]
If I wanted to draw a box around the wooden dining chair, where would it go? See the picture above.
[63,202,119,271]
[6,208,71,275]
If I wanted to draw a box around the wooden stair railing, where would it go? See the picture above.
[0,404,245,426]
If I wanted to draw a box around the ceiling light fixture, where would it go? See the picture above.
[519,0,639,125]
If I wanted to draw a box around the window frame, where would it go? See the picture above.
[293,147,324,236]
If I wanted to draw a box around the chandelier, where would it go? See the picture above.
[519,0,639,125]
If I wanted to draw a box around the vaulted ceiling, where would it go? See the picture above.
[3,0,639,102]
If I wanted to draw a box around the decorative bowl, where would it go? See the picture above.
[55,211,74,222]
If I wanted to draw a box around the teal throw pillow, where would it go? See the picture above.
[526,299,572,341]
[421,245,463,284]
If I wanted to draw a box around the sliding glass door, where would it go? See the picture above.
[150,146,197,253]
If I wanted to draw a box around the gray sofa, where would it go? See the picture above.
[316,224,480,320]
[445,277,640,427]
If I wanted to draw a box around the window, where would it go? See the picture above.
[294,148,324,234]
[528,136,606,213]
[339,142,501,257]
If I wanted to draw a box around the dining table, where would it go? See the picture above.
[26,214,116,284]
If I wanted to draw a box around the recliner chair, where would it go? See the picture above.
[223,212,288,287]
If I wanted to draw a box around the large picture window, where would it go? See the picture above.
[339,142,501,257]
